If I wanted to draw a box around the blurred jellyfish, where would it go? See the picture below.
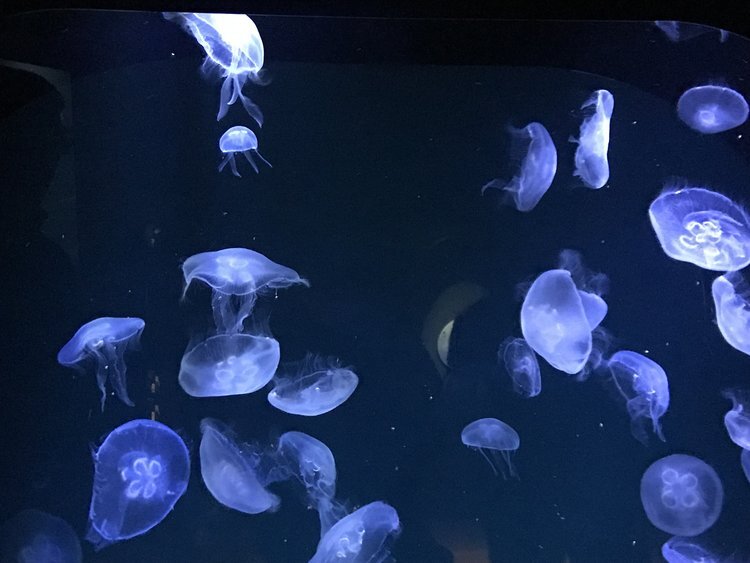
[57,317,145,409]
[649,187,750,271]
[712,272,750,356]
[461,418,520,478]
[182,247,309,333]
[1,509,81,563]
[500,337,541,398]
[661,536,718,563]
[163,12,266,124]
[309,501,401,563]
[87,419,190,549]
[655,21,728,43]
[572,89,614,189]
[606,350,669,444]
[199,418,280,514]
[677,85,748,134]
[742,449,750,484]
[721,389,750,449]
[640,454,723,537]
[482,122,557,212]
[218,125,270,177]
[267,354,359,416]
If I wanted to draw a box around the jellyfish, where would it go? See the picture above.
[661,536,718,563]
[500,337,541,398]
[649,187,750,271]
[558,248,609,330]
[1,509,81,563]
[86,419,189,549]
[461,417,520,478]
[571,89,614,189]
[57,317,145,409]
[655,21,728,43]
[742,449,750,485]
[182,247,309,334]
[677,85,749,134]
[712,272,750,356]
[179,333,280,397]
[721,389,750,449]
[309,501,401,563]
[218,126,270,177]
[267,354,359,416]
[163,12,266,124]
[482,122,557,212]
[606,350,669,444]
[199,418,280,515]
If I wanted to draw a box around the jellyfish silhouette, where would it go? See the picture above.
[1,509,81,563]
[218,126,270,177]
[57,317,145,409]
[677,85,748,134]
[461,417,520,478]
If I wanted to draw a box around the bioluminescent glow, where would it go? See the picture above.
[572,89,614,189]
[677,85,748,134]
[218,125,270,177]
[712,271,750,356]
[461,417,520,478]
[500,337,541,398]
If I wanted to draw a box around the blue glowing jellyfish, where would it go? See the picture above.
[721,389,750,449]
[661,536,718,563]
[1,509,81,563]
[86,419,189,549]
[558,248,609,330]
[482,122,557,212]
[218,126,270,177]
[461,417,520,478]
[649,187,750,271]
[677,85,748,134]
[199,418,280,515]
[57,317,145,409]
[655,21,728,43]
[500,337,541,398]
[163,12,266,124]
[182,247,309,334]
[742,449,750,485]
[309,501,401,563]
[606,350,669,444]
[712,272,750,356]
[572,89,614,189]
[640,454,723,537]
[267,354,359,416]
[179,333,280,397]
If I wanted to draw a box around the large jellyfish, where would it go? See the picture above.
[721,389,750,449]
[482,122,557,212]
[712,272,750,356]
[163,12,266,124]
[649,187,750,271]
[661,536,718,563]
[1,509,81,563]
[218,125,271,177]
[677,85,748,134]
[267,354,359,416]
[179,333,280,397]
[309,501,401,563]
[461,417,520,478]
[57,317,145,409]
[500,337,541,398]
[182,247,309,334]
[87,419,189,549]
[572,89,614,189]
[558,248,609,330]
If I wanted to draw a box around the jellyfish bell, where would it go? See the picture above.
[677,85,749,134]
[712,271,750,356]
[461,417,520,478]
[218,125,270,177]
[572,89,614,189]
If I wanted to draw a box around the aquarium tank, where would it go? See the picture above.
[0,5,749,562]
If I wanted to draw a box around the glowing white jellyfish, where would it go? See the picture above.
[572,89,614,189]
[218,126,270,177]
[677,85,748,134]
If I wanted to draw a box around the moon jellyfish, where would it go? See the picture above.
[500,337,541,398]
[661,536,718,563]
[199,418,280,515]
[649,187,750,271]
[558,248,609,330]
[309,501,401,563]
[572,89,614,189]
[721,389,750,449]
[677,85,749,134]
[655,21,728,43]
[742,449,750,485]
[712,272,750,356]
[182,247,309,334]
[482,122,557,212]
[218,125,270,177]
[606,350,669,444]
[461,417,520,478]
[1,509,81,563]
[57,317,145,409]
[640,454,723,537]
[267,354,359,416]
[163,12,266,124]
[87,419,190,549]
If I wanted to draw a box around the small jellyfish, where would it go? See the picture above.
[661,536,718,563]
[1,509,81,563]
[218,126,270,177]
[655,21,728,43]
[57,317,145,409]
[87,419,190,549]
[677,85,749,134]
[267,354,359,416]
[199,418,280,515]
[182,247,309,334]
[461,417,520,478]
[606,350,669,444]
[721,389,750,449]
[712,272,750,356]
[482,122,557,212]
[649,187,750,271]
[741,449,750,485]
[640,454,723,537]
[179,333,280,397]
[500,337,541,398]
[309,501,401,563]
[572,89,614,189]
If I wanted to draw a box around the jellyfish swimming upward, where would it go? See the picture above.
[218,125,270,177]
[572,89,614,189]
[461,417,520,478]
